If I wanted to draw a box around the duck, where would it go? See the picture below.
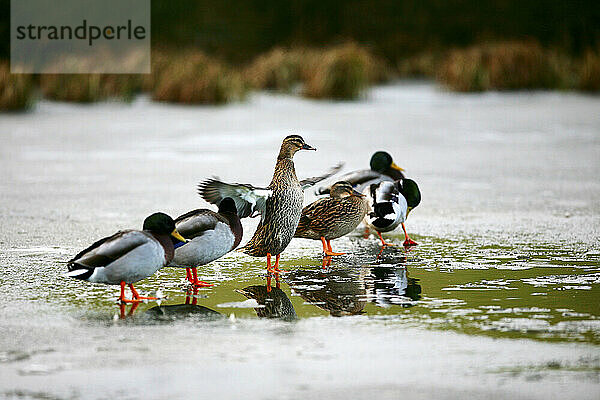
[287,268,368,317]
[169,197,242,287]
[65,212,186,303]
[236,285,297,321]
[366,264,422,307]
[316,151,405,195]
[198,135,322,276]
[364,178,421,247]
[294,181,368,257]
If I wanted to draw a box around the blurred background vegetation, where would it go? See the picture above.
[1,0,599,110]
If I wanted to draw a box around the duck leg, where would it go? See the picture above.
[120,301,139,318]
[185,268,193,282]
[191,268,214,288]
[401,223,418,247]
[185,286,200,305]
[327,239,346,256]
[272,254,288,273]
[191,287,199,305]
[118,302,139,319]
[128,284,158,301]
[363,227,371,239]
[266,254,273,293]
[119,281,140,303]
[321,237,345,256]
[266,253,276,274]
[376,231,396,248]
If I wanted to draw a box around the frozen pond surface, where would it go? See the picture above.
[1,82,599,399]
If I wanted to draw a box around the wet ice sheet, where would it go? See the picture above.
[1,82,600,398]
[1,304,599,400]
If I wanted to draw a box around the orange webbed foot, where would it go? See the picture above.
[324,250,345,256]
[403,238,418,247]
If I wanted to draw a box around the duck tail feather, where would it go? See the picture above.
[63,266,94,281]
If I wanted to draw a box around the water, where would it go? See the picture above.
[1,82,599,399]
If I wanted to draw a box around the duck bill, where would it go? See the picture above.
[391,162,405,172]
[301,143,317,151]
[352,188,365,197]
[170,229,187,243]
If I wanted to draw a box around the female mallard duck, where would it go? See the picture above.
[169,197,242,287]
[236,285,297,321]
[316,151,405,194]
[364,178,421,247]
[294,181,368,256]
[65,212,186,303]
[199,135,326,276]
[287,268,368,317]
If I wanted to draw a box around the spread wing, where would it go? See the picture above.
[300,162,344,190]
[315,169,388,195]
[67,230,151,270]
[174,209,225,239]
[198,178,272,218]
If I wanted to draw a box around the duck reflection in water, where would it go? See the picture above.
[364,263,421,307]
[117,302,140,319]
[287,268,368,317]
[144,287,222,321]
[236,285,297,321]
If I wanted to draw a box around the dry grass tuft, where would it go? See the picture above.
[0,62,34,111]
[397,52,444,78]
[437,41,562,92]
[302,43,385,100]
[40,74,142,103]
[151,50,246,104]
[244,43,390,98]
[579,49,600,92]
[40,74,104,102]
[243,47,305,92]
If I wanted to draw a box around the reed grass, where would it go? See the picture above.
[151,50,246,104]
[437,41,562,92]
[243,47,304,92]
[40,74,142,103]
[302,43,385,100]
[397,52,443,78]
[4,42,597,109]
[0,62,34,111]
[579,49,600,92]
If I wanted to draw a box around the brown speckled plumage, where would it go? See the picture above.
[295,181,368,241]
[242,136,312,257]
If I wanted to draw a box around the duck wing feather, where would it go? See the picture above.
[300,162,344,190]
[67,230,152,271]
[315,168,386,195]
[174,209,226,239]
[295,197,336,235]
[198,178,271,218]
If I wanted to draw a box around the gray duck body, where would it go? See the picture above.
[65,213,181,285]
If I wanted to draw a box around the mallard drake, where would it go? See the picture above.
[294,181,368,257]
[316,151,405,195]
[199,135,336,277]
[65,212,186,303]
[366,265,422,307]
[364,178,421,247]
[170,197,242,287]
